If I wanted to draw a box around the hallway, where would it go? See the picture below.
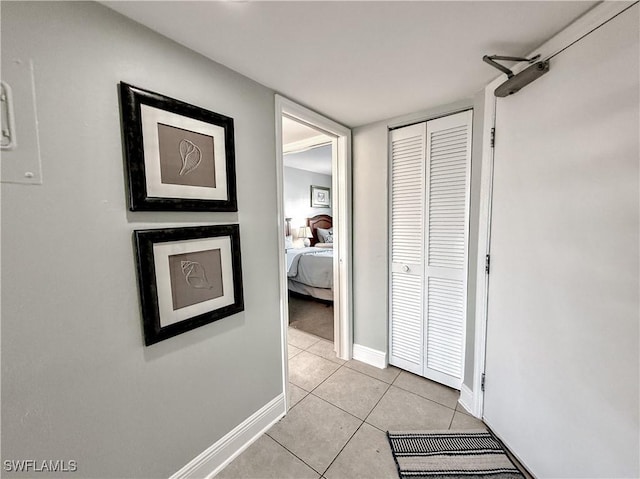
[217,328,484,478]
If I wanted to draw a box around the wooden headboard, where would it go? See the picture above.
[307,214,332,246]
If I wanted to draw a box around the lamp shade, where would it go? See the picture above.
[300,226,313,238]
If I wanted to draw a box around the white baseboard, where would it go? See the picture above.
[171,394,286,479]
[458,384,476,417]
[352,343,387,369]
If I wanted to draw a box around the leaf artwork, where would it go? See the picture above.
[178,139,202,176]
[181,260,213,289]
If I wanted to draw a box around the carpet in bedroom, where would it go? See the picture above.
[288,294,333,341]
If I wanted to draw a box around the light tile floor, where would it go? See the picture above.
[217,329,486,479]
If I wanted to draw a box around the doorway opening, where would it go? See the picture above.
[275,96,352,411]
[283,118,334,341]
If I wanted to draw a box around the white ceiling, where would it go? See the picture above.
[282,117,332,175]
[284,144,333,176]
[282,116,329,145]
[104,1,596,128]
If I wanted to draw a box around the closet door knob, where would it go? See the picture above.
[402,265,410,272]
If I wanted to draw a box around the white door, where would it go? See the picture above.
[423,111,472,389]
[389,122,426,375]
[483,6,639,477]
[389,111,472,389]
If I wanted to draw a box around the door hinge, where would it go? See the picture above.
[485,254,491,274]
[481,373,486,391]
[490,128,495,148]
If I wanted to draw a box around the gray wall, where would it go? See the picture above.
[351,122,389,350]
[283,166,332,232]
[1,2,282,478]
[352,97,484,391]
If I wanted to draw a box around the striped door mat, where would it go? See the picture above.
[387,430,524,478]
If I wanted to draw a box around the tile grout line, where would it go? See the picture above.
[360,378,460,433]
[308,352,347,367]
[287,342,341,394]
[300,340,350,390]
[447,408,456,429]
[391,373,464,411]
[286,352,385,477]
[303,337,347,365]
[287,334,345,412]
[287,328,322,350]
[286,387,310,412]
[288,333,344,365]
[390,382,459,413]
[320,419,366,477]
[288,337,478,471]
[304,360,396,422]
[288,358,357,419]
[365,421,389,434]
[342,363,401,384]
[288,349,304,360]
[285,331,389,477]
[286,336,467,474]
[308,391,365,423]
[361,380,394,426]
[265,432,325,477]
[273,371,364,478]
[297,360,397,423]
[291,336,462,416]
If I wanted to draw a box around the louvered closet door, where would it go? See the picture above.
[423,111,472,389]
[389,112,471,387]
[389,123,426,375]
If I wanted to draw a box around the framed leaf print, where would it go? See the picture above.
[120,82,237,211]
[134,225,244,345]
[310,185,331,208]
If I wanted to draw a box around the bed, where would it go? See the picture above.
[307,214,334,248]
[285,215,334,301]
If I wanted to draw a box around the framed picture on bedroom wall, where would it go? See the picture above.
[310,185,331,208]
[120,82,238,211]
[134,225,244,345]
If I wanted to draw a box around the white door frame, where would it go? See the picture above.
[275,95,352,411]
[470,1,636,419]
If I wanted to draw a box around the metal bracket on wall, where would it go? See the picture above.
[1,59,43,185]
[483,53,550,98]
[482,54,540,78]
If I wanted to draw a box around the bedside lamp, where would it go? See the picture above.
[300,226,313,247]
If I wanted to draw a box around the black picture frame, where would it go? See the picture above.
[134,225,244,345]
[120,82,238,211]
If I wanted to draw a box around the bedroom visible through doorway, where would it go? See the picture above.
[275,95,353,413]
[282,117,335,342]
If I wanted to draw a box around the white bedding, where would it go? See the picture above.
[286,247,333,289]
